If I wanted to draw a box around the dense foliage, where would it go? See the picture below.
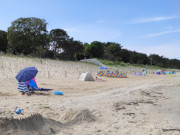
[0,17,180,69]
[7,17,48,56]
[0,30,8,52]
[49,29,69,57]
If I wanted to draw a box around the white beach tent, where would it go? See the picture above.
[78,72,95,81]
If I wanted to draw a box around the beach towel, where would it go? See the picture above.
[18,82,29,93]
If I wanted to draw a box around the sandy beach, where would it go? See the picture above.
[0,56,180,135]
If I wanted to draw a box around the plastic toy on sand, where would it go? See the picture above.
[16,109,21,114]
[53,91,63,95]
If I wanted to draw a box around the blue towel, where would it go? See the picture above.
[28,79,38,88]
[18,82,29,93]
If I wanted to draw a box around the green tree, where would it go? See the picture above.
[119,49,130,63]
[7,17,48,55]
[49,29,69,57]
[0,30,8,52]
[149,54,172,68]
[168,59,180,69]
[83,42,90,57]
[149,54,162,66]
[87,41,104,58]
[129,51,148,65]
[63,38,84,60]
[104,42,122,61]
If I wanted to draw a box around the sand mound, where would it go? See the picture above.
[0,114,62,135]
[0,109,96,135]
[60,109,96,126]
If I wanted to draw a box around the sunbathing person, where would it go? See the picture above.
[95,77,101,80]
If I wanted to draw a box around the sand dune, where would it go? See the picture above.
[0,56,180,135]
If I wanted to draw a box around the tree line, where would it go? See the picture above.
[0,17,180,69]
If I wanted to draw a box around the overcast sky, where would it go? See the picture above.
[0,0,180,59]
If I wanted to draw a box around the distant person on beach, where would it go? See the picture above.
[145,65,148,72]
[95,77,101,80]
[142,69,147,75]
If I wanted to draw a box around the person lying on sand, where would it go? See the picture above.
[95,77,106,82]
[95,77,101,80]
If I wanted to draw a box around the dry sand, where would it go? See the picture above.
[0,56,180,135]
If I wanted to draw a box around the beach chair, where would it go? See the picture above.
[18,82,29,93]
